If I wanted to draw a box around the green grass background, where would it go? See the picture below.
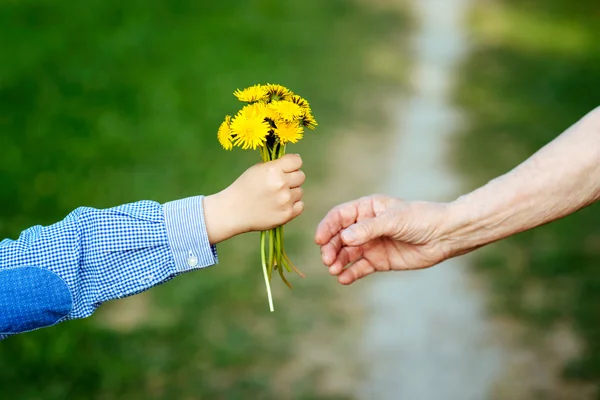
[454,0,600,387]
[0,1,409,398]
[6,0,600,396]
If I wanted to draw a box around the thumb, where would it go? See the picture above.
[341,214,390,246]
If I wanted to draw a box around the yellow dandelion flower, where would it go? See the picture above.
[275,121,304,144]
[301,110,318,130]
[238,102,278,124]
[270,100,304,122]
[230,114,270,150]
[261,103,280,122]
[233,84,268,103]
[238,103,263,118]
[217,115,233,150]
[290,94,310,109]
[264,83,293,101]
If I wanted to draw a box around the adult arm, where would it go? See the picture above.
[316,107,600,284]
[443,106,600,256]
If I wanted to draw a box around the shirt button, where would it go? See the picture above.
[187,251,198,267]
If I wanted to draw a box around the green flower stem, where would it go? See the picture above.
[274,225,281,268]
[275,226,292,288]
[277,226,291,273]
[259,145,274,311]
[277,259,292,288]
[284,251,305,278]
[281,229,300,276]
[257,141,302,309]
[260,230,274,312]
[267,228,275,280]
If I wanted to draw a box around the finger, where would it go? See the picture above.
[291,200,304,219]
[338,258,376,285]
[290,187,303,203]
[276,154,302,173]
[320,233,344,266]
[341,215,389,246]
[287,170,306,188]
[328,246,363,276]
[314,200,363,245]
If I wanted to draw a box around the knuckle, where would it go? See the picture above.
[282,206,294,221]
[275,179,286,191]
[339,204,355,220]
[264,163,276,173]
[279,190,292,204]
[267,163,281,175]
[268,174,286,191]
[278,177,287,189]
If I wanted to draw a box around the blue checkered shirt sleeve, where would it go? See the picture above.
[0,196,218,340]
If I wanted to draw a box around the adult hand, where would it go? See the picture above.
[315,195,451,285]
[316,107,600,285]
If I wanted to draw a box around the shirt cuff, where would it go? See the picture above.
[163,196,218,272]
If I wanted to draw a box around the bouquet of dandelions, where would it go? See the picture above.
[217,83,318,312]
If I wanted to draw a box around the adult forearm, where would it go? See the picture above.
[443,106,600,256]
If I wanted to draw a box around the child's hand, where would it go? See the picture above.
[204,154,305,244]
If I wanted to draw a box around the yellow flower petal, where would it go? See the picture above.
[275,121,304,144]
[217,115,233,150]
[261,103,280,122]
[230,113,271,150]
[301,110,318,130]
[290,94,310,109]
[233,84,268,103]
[238,103,263,119]
[264,83,293,101]
[270,100,304,122]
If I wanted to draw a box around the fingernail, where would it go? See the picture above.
[341,229,356,243]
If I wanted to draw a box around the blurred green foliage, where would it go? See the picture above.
[454,0,600,386]
[0,0,408,398]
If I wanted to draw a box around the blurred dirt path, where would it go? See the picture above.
[356,1,507,399]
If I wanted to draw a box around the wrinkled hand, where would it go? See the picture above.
[205,154,305,244]
[315,195,451,285]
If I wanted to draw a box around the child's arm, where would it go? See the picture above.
[0,154,305,340]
